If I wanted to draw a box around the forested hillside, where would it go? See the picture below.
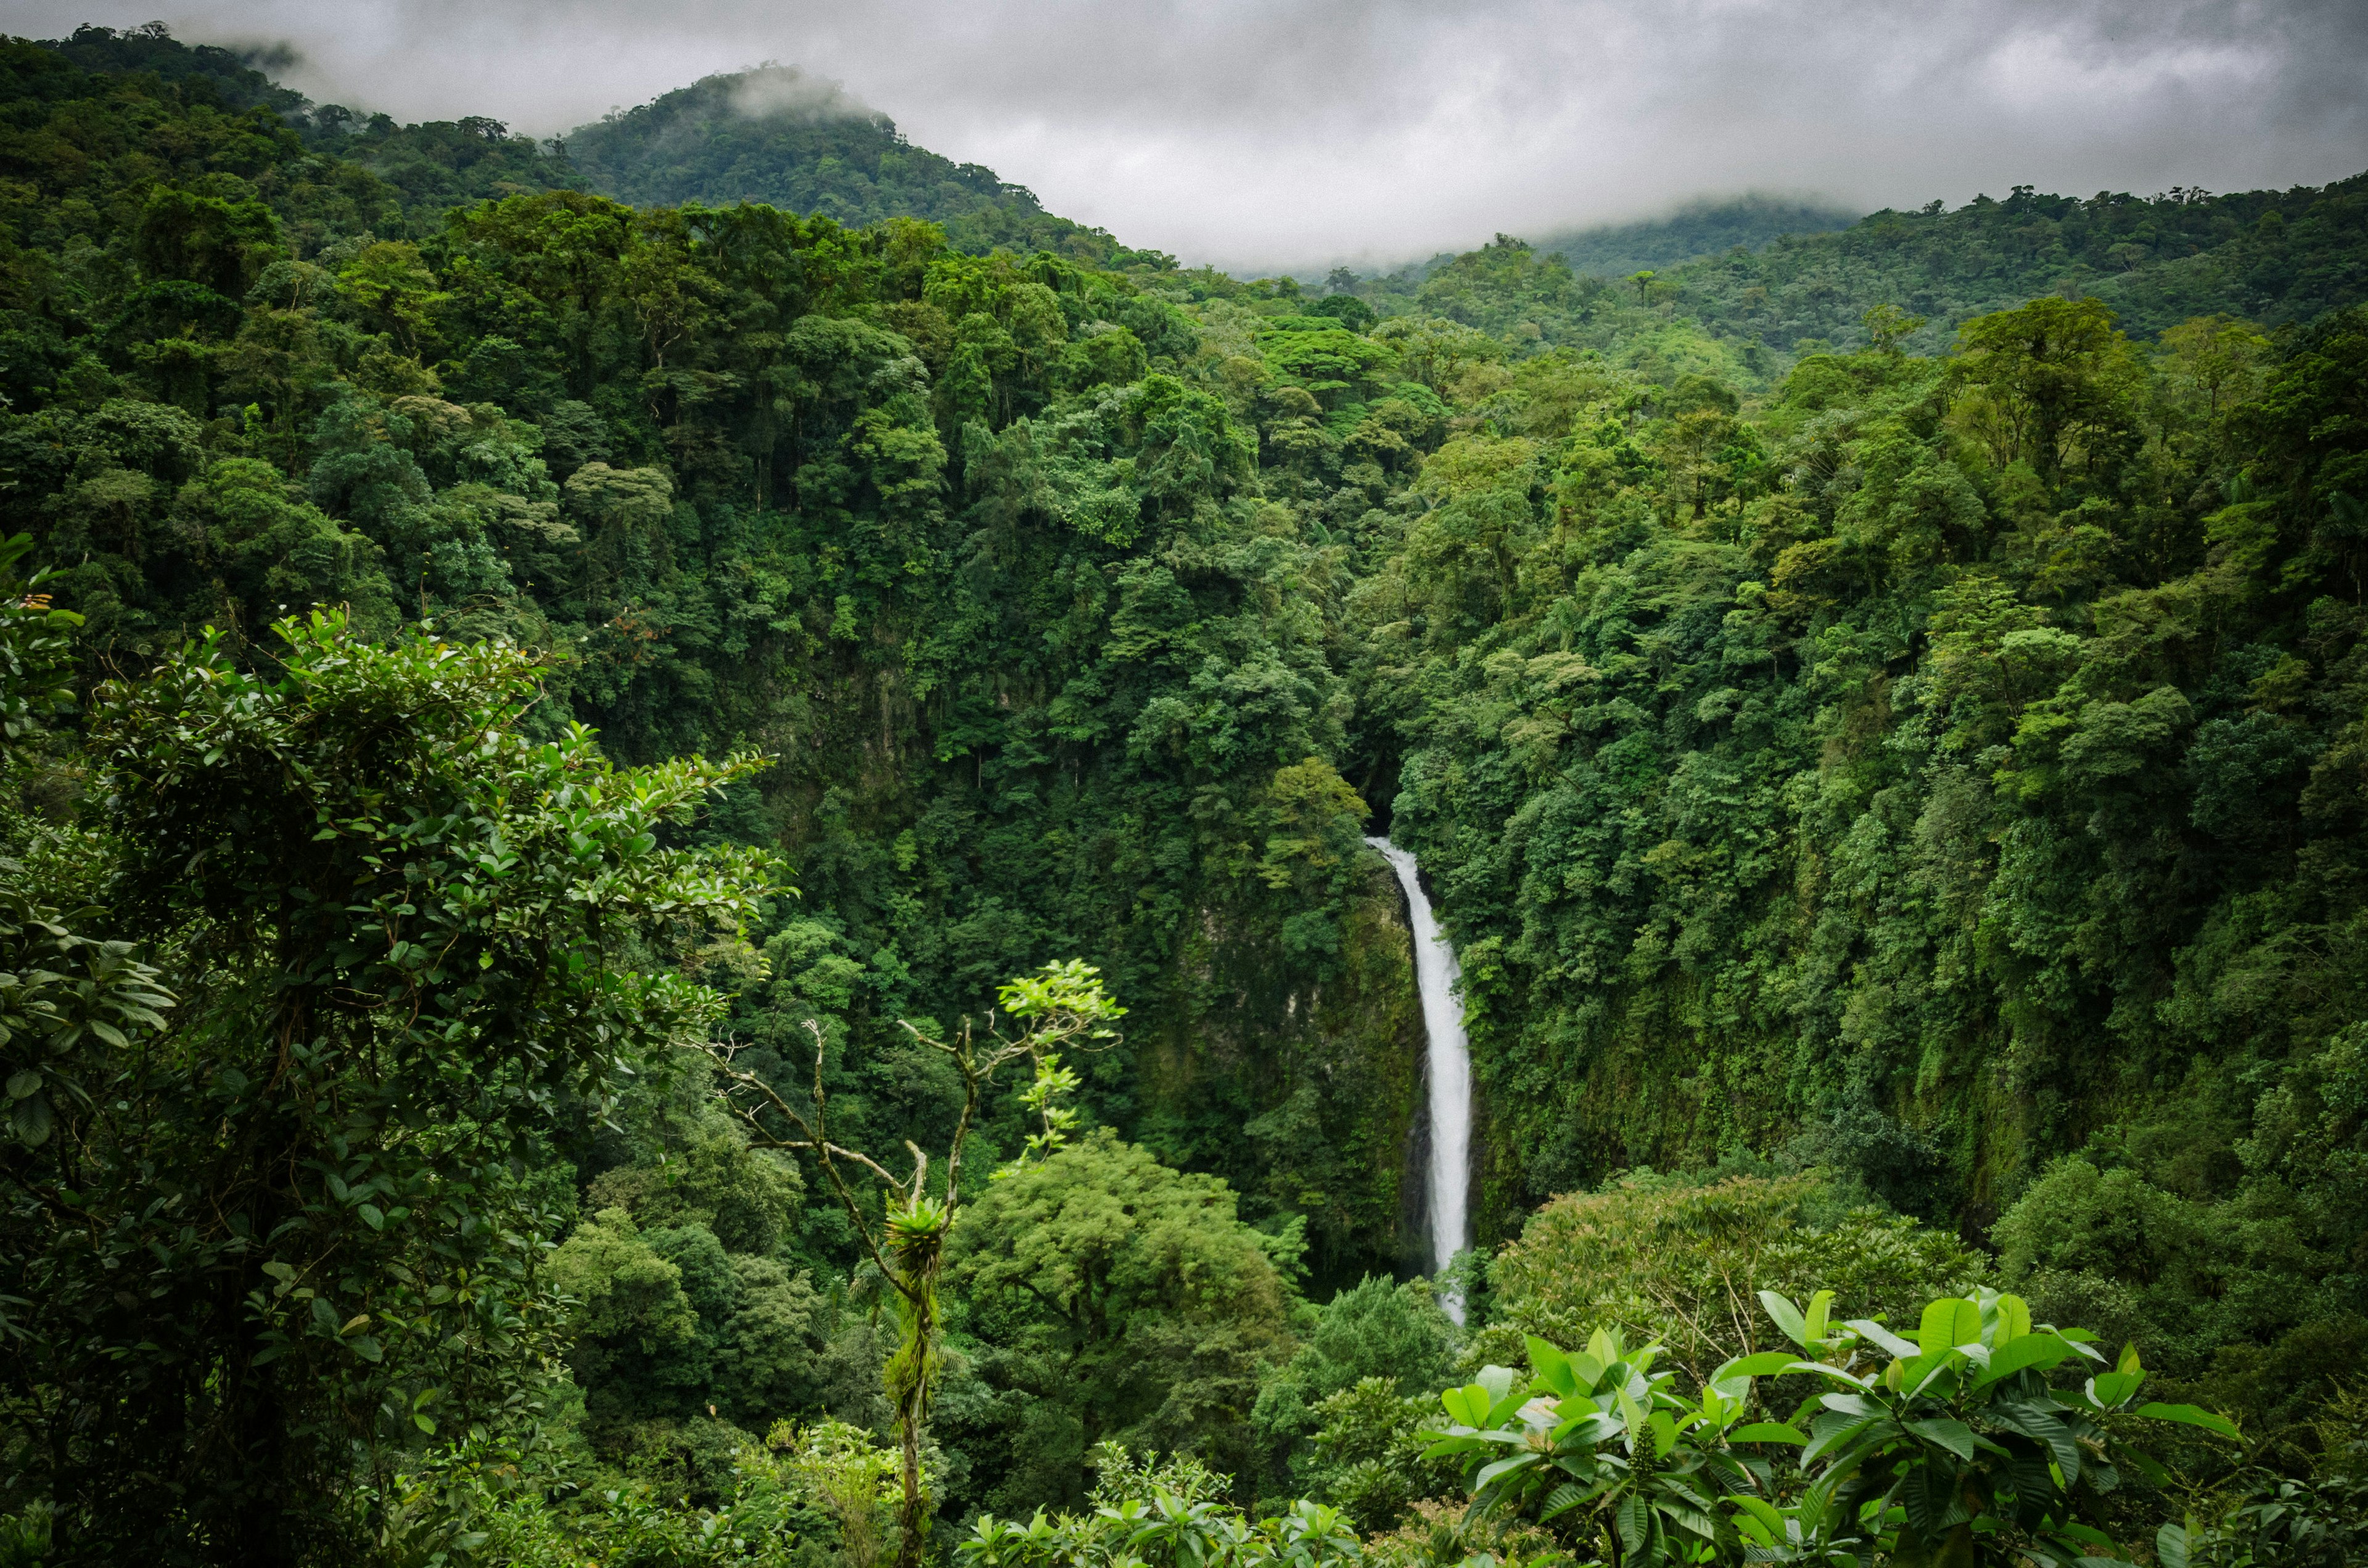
[1532,195,1859,285]
[1351,176,2368,359]
[560,68,1154,266]
[4,22,2368,1566]
[30,25,1137,260]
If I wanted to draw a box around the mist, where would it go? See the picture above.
[11,0,2366,273]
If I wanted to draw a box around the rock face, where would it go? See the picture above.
[1128,853,1426,1294]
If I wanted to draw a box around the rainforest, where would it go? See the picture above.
[3,21,2368,1567]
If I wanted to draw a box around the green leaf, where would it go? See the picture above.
[1473,1453,1539,1491]
[1716,1351,1801,1379]
[4,1070,37,1100]
[1804,1289,1836,1345]
[1729,1495,1785,1537]
[1994,1403,2081,1485]
[1971,1332,2071,1387]
[1615,1382,1646,1441]
[1552,1410,1624,1447]
[1759,1291,1809,1347]
[2134,1403,2240,1440]
[1899,1461,1959,1541]
[358,1203,385,1231]
[1906,1418,1976,1461]
[1725,1422,1807,1444]
[1918,1297,1981,1353]
[1442,1383,1493,1427]
[1527,1336,1576,1395]
[1847,1318,1923,1360]
[2155,1522,2190,1568]
[10,1094,51,1147]
[1539,1479,1608,1522]
[1801,1413,1878,1466]
[1614,1495,1648,1554]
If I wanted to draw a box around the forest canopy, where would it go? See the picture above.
[3,21,2368,1568]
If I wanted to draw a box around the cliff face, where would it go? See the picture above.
[1128,854,1426,1292]
[720,642,1429,1287]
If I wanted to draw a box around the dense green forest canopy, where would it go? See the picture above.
[1337,174,2368,365]
[4,21,2368,1566]
[20,25,1155,264]
[559,68,1162,268]
[1523,195,1860,289]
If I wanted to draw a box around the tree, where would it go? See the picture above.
[961,1493,1359,1568]
[0,609,775,1560]
[1249,1273,1457,1506]
[696,960,1125,1568]
[1482,1175,1987,1385]
[1951,296,2139,480]
[1862,303,1926,355]
[2156,314,2266,422]
[946,1130,1299,1509]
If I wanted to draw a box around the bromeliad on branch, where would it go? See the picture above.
[689,958,1124,1568]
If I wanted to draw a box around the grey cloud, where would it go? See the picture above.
[726,65,873,124]
[13,0,2365,273]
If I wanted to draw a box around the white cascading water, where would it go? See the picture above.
[1367,836,1471,1321]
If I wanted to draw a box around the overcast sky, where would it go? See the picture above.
[12,0,2367,274]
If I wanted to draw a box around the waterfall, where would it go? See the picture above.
[1367,836,1471,1321]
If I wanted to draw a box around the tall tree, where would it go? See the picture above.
[0,607,773,1561]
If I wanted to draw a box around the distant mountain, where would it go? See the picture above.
[560,68,1164,266]
[1534,195,1861,280]
[38,24,582,224]
[1353,175,2368,377]
[1653,176,2368,351]
[35,29,1158,265]
[38,20,310,120]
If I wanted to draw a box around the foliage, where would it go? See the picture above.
[1298,1377,1458,1535]
[1429,1287,2241,1567]
[1248,1274,1460,1512]
[958,1490,1362,1568]
[1368,285,2368,1461]
[559,70,1157,268]
[1481,1174,1988,1385]
[6,23,2368,1559]
[693,959,1124,1567]
[944,1131,1300,1512]
[1352,177,2368,361]
[0,610,775,1560]
[364,1420,868,1567]
[2171,1466,2368,1568]
[1530,200,1861,290]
